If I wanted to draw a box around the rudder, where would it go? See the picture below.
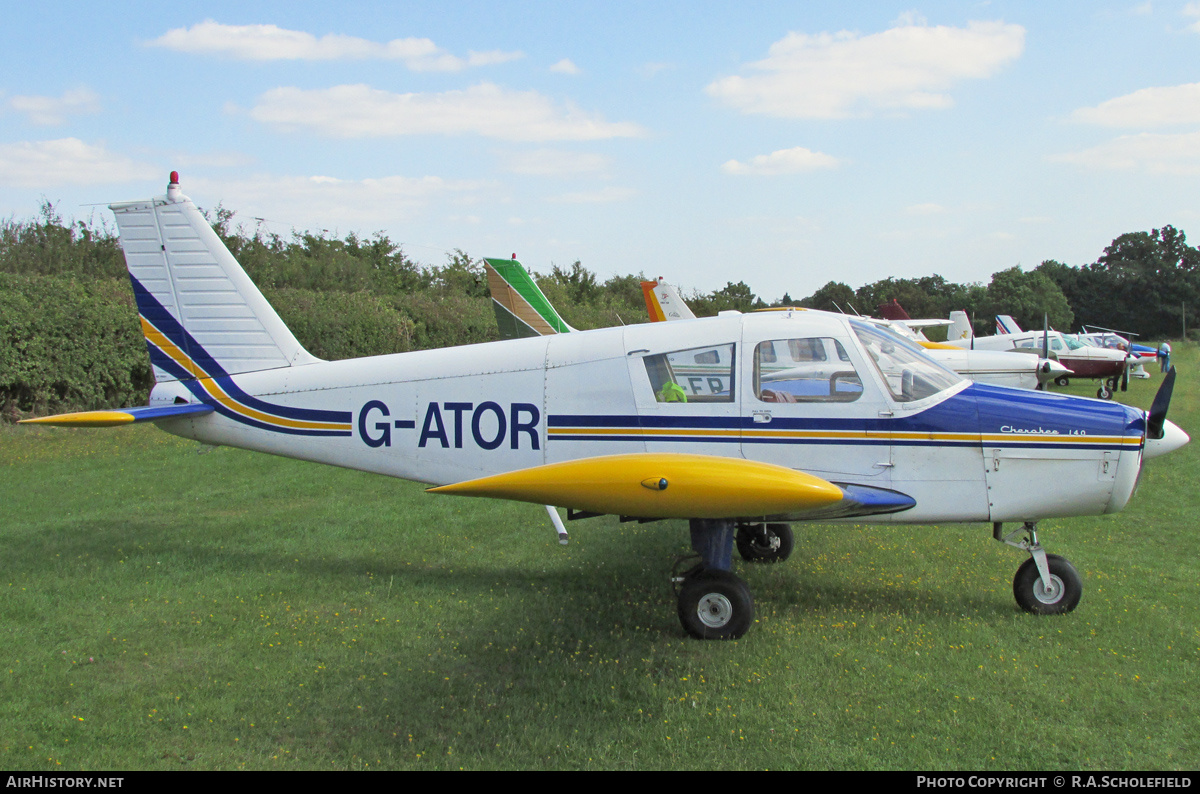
[110,173,318,383]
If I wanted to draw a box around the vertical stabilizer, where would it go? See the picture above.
[110,173,318,383]
[948,311,974,342]
[484,257,575,339]
[640,278,697,322]
[995,314,1022,335]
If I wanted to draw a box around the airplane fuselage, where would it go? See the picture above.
[149,310,1147,526]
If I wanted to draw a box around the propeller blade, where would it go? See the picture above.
[1147,366,1177,440]
[1121,358,1129,391]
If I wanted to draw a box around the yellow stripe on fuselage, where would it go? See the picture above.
[140,315,350,433]
[549,424,1141,447]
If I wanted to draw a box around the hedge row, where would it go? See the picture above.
[0,274,500,419]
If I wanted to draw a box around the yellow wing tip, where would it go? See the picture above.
[19,411,135,427]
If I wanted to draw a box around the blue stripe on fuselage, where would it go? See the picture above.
[549,383,1144,451]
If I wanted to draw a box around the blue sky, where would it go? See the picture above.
[2,1,1198,302]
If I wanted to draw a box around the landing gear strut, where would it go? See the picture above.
[673,519,754,639]
[994,521,1082,614]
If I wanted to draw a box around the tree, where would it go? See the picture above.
[980,266,1073,332]
[1089,225,1200,338]
[548,260,600,305]
[799,281,856,313]
[690,281,764,315]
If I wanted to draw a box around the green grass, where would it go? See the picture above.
[2,347,1198,770]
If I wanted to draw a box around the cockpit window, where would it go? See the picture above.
[851,321,962,402]
[644,343,735,403]
[755,338,862,403]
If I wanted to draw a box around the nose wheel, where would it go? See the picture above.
[995,522,1082,614]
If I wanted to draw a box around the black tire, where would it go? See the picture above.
[1012,554,1082,615]
[1054,376,1070,387]
[736,523,795,564]
[677,569,754,640]
[1097,384,1112,400]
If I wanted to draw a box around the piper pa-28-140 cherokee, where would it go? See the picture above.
[21,175,1190,640]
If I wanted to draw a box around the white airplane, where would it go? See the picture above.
[949,313,1131,399]
[20,175,1190,640]
[639,278,1071,392]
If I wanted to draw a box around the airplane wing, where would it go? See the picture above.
[429,452,915,521]
[19,403,214,427]
[484,258,575,339]
[897,319,954,330]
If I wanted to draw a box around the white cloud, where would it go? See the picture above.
[706,19,1024,119]
[1048,132,1200,174]
[905,202,949,215]
[550,58,581,75]
[149,20,522,71]
[201,173,493,230]
[249,82,645,141]
[638,62,674,79]
[1071,83,1200,127]
[500,148,609,176]
[9,88,101,126]
[548,186,637,203]
[1186,3,1200,32]
[0,138,156,186]
[721,146,840,175]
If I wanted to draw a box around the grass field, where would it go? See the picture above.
[2,347,1198,771]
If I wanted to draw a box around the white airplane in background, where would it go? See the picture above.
[21,175,1189,640]
[950,313,1132,399]
[638,278,1071,392]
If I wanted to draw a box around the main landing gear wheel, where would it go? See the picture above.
[1012,554,1082,615]
[676,568,754,640]
[736,523,795,564]
[1097,383,1113,400]
[1054,375,1071,387]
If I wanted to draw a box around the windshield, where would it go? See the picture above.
[851,321,963,402]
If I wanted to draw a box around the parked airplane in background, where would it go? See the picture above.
[638,278,1071,392]
[948,313,1130,399]
[19,175,1190,640]
[1073,327,1157,380]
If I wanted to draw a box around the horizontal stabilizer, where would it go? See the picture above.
[429,452,844,519]
[19,403,214,428]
